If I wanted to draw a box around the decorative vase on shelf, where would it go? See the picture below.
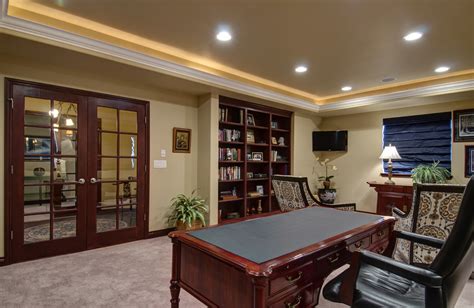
[318,188,337,204]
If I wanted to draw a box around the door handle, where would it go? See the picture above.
[90,178,99,184]
[76,178,85,185]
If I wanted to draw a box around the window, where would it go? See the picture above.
[382,112,452,175]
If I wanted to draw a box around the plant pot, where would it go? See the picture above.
[176,220,203,231]
[318,188,337,204]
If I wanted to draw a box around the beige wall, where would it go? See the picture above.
[292,112,322,188]
[319,100,474,212]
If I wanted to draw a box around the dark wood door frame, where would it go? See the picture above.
[4,78,150,265]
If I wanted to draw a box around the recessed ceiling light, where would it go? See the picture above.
[294,66,308,73]
[216,31,232,42]
[434,66,450,73]
[341,86,352,92]
[403,32,423,41]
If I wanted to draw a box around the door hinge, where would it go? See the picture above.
[10,165,13,175]
[144,213,147,221]
[10,231,13,240]
[8,98,13,109]
[144,164,147,173]
[144,117,147,125]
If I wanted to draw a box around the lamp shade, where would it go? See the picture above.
[379,144,401,160]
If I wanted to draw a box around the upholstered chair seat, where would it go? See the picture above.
[392,184,465,265]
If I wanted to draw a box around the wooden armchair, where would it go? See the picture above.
[271,175,356,212]
[392,183,465,265]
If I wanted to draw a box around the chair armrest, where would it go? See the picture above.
[392,207,408,218]
[394,231,445,249]
[359,250,443,287]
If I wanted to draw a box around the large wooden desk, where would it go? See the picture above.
[169,207,395,307]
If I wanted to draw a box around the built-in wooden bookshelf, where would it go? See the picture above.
[218,96,292,223]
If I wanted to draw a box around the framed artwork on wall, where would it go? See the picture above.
[453,109,474,142]
[465,145,474,178]
[173,127,191,153]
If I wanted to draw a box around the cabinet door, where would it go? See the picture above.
[379,193,408,215]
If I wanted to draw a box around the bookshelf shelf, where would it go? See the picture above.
[218,198,244,203]
[218,96,292,223]
[219,141,244,145]
[219,160,244,164]
[247,178,269,181]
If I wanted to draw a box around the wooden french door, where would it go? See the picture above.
[7,80,147,262]
[86,97,146,248]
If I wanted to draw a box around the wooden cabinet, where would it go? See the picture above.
[368,182,413,215]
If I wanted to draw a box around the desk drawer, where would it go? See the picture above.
[269,283,315,308]
[269,261,313,297]
[372,227,389,243]
[316,248,350,277]
[348,236,371,252]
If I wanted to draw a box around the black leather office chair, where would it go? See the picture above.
[323,177,474,308]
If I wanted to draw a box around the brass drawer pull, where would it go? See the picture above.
[354,241,363,248]
[376,246,385,254]
[286,271,303,283]
[285,295,302,308]
[328,253,340,263]
[376,230,384,237]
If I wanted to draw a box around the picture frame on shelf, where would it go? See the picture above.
[256,185,264,195]
[271,121,278,129]
[465,145,474,177]
[246,129,255,143]
[247,114,255,126]
[453,109,474,142]
[271,137,278,145]
[252,152,264,161]
[172,127,192,153]
[247,172,254,179]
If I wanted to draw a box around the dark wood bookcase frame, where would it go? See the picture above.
[218,96,292,223]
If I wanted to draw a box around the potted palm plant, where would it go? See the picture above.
[167,191,208,231]
[316,157,338,204]
[411,161,451,184]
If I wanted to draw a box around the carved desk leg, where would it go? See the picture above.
[252,276,268,308]
[170,239,181,308]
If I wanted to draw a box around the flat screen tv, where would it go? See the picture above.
[312,131,348,151]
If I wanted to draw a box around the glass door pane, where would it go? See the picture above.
[95,106,138,233]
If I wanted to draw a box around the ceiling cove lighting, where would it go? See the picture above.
[435,66,450,73]
[294,66,308,73]
[216,31,232,42]
[403,32,423,41]
[341,86,352,92]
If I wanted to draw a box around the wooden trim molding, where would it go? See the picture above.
[147,228,176,239]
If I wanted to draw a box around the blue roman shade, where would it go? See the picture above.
[382,112,452,174]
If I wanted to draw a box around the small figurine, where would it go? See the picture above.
[278,137,285,146]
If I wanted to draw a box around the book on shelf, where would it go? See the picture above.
[219,148,242,161]
[219,107,243,124]
[218,129,241,142]
[219,166,241,181]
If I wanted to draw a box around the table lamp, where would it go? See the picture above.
[379,144,401,185]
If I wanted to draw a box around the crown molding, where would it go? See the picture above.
[0,0,472,115]
[319,79,474,113]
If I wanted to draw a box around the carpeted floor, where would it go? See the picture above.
[0,237,472,307]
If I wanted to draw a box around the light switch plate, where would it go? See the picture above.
[160,149,166,158]
[153,160,167,169]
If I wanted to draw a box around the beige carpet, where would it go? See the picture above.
[0,237,472,307]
